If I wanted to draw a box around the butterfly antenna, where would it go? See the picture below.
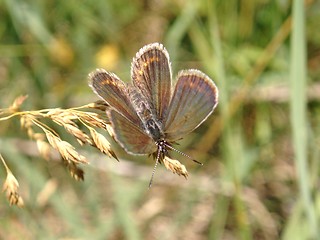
[164,143,203,165]
[149,148,161,188]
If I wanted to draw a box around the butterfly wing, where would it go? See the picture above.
[131,43,172,122]
[89,68,140,124]
[108,110,157,155]
[164,69,218,141]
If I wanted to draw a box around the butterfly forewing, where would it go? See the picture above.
[108,110,157,155]
[131,43,172,122]
[164,70,218,141]
[89,69,140,125]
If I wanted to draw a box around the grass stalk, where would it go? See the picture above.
[289,0,318,237]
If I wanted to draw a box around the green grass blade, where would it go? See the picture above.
[289,0,318,237]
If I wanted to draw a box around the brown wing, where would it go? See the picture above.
[108,110,157,155]
[164,70,218,141]
[89,68,140,125]
[131,43,172,123]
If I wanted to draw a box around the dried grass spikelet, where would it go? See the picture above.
[36,138,52,161]
[20,115,52,160]
[77,111,108,129]
[163,156,189,179]
[88,126,118,160]
[86,100,109,112]
[65,161,84,181]
[2,173,24,207]
[106,123,115,139]
[9,95,28,113]
[20,114,33,129]
[20,114,36,139]
[43,129,88,164]
[47,109,91,145]
[63,122,91,146]
[1,154,24,207]
[73,102,115,140]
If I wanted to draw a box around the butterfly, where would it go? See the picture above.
[89,43,218,186]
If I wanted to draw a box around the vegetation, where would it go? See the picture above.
[0,0,319,239]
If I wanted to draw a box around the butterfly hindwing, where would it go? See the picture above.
[108,110,157,155]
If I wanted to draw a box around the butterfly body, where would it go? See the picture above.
[129,86,164,141]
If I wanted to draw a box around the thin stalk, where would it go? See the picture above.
[289,0,318,237]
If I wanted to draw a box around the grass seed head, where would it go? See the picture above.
[163,156,189,179]
[89,127,118,160]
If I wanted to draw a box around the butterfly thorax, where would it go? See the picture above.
[129,87,164,141]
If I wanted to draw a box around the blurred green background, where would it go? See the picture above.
[1,0,320,239]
